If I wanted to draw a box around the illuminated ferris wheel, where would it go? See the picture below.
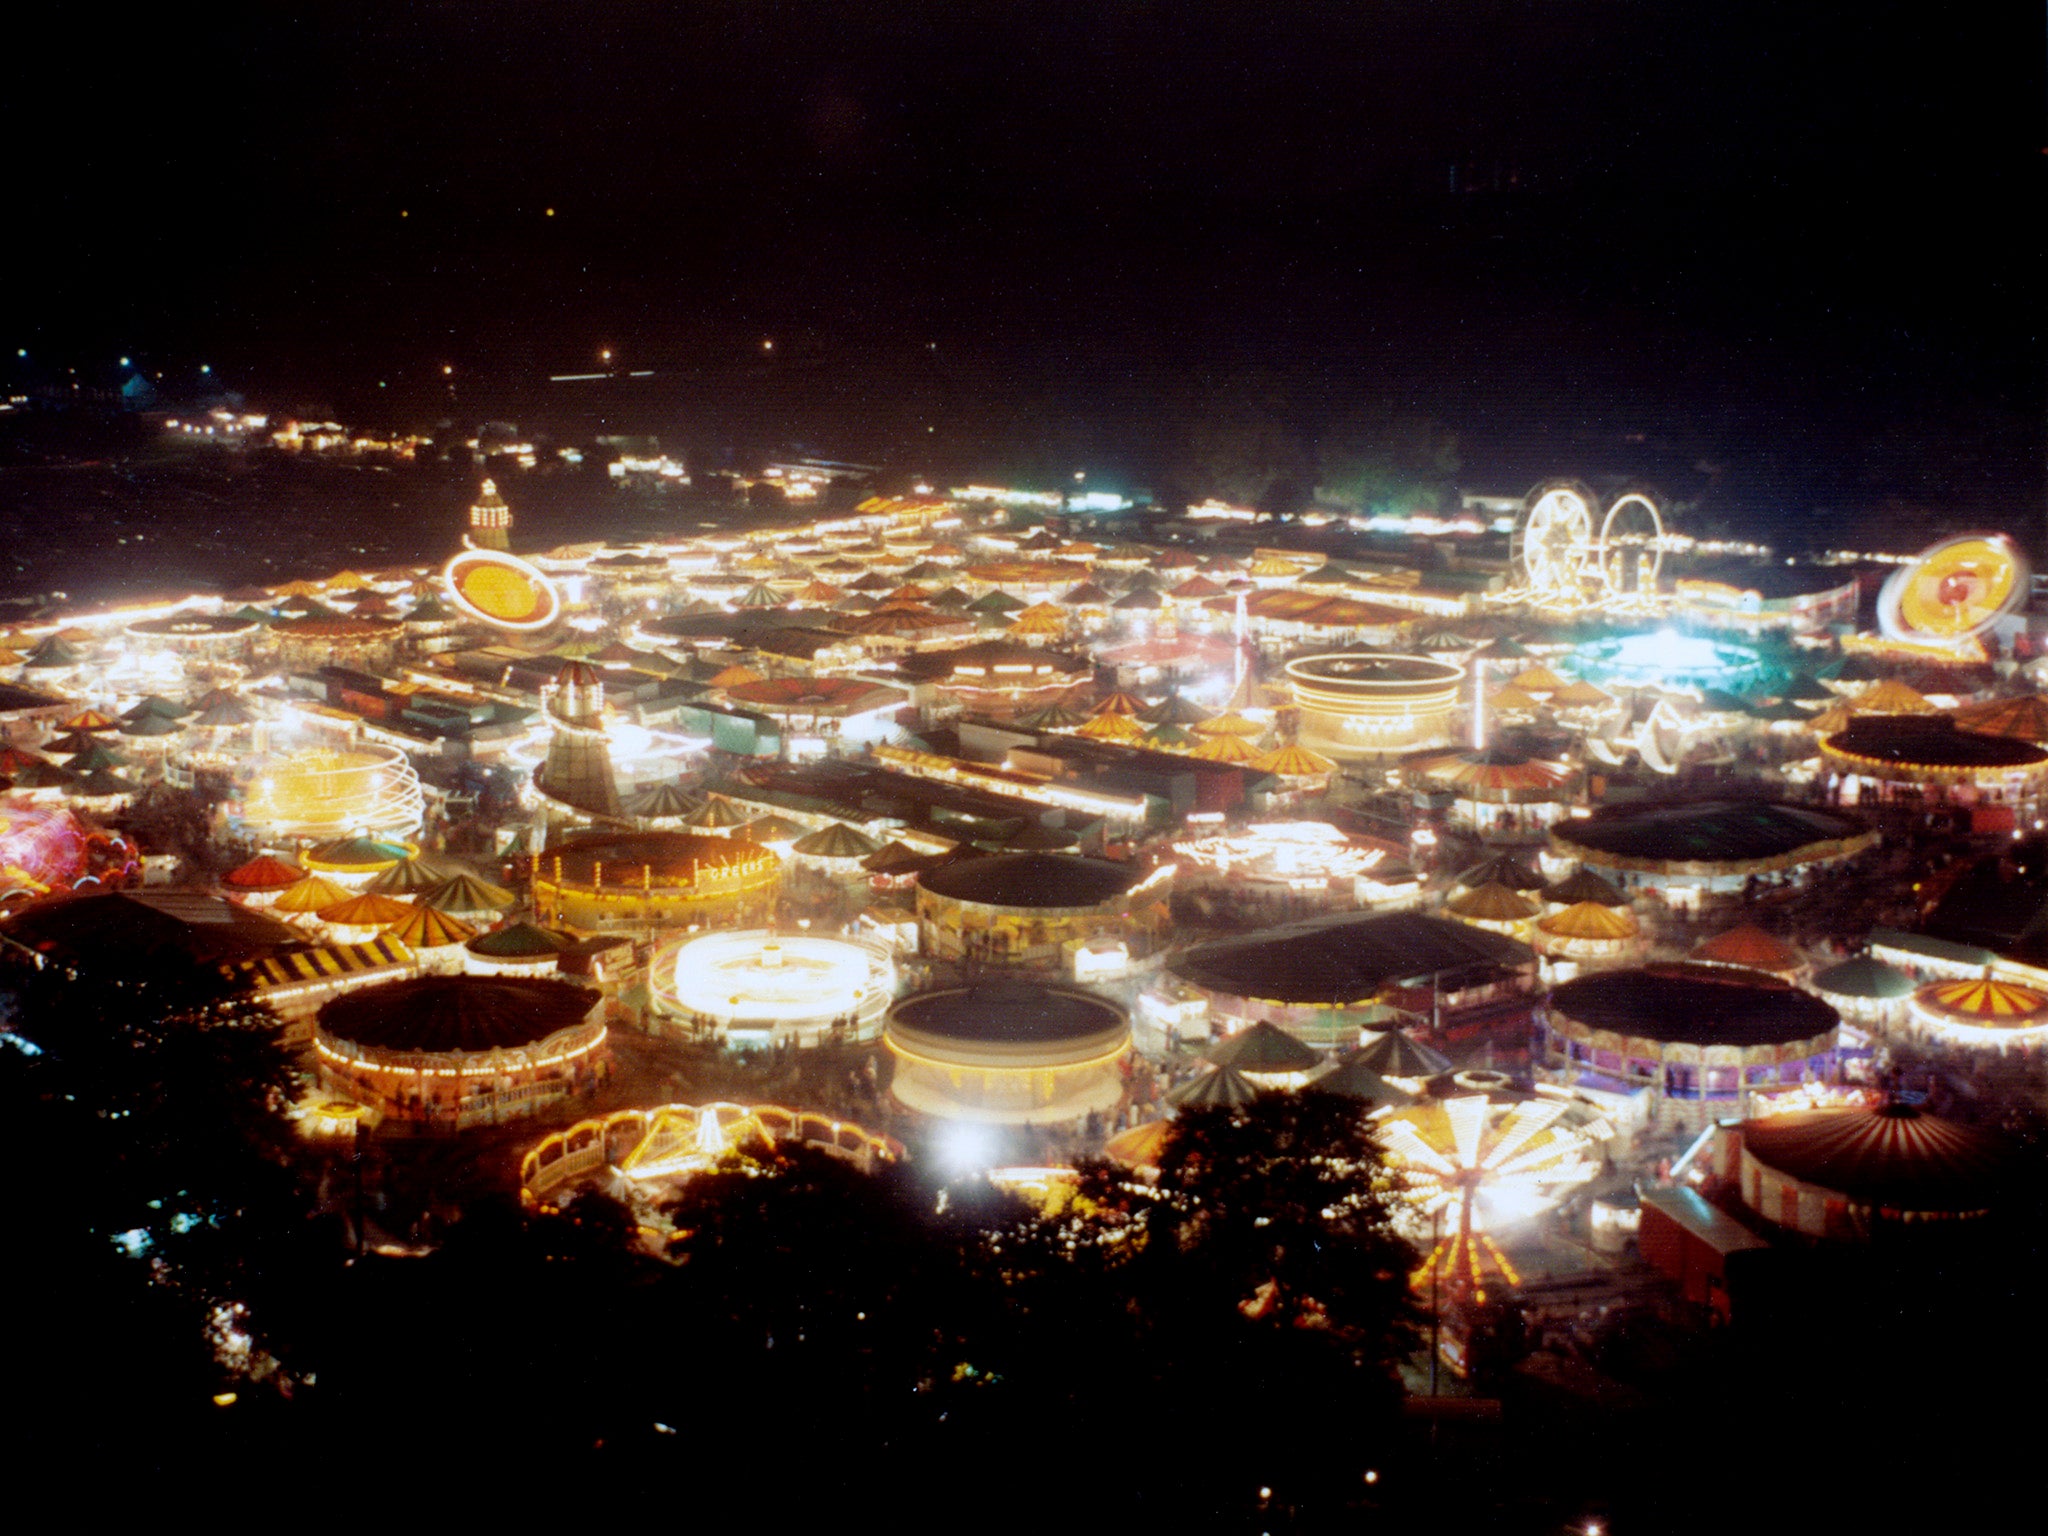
[1598,492,1665,605]
[1510,482,1599,601]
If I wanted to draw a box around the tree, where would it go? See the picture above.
[1315,407,1461,516]
[1177,370,1313,511]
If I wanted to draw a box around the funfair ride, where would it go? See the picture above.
[1377,1086,1611,1306]
[1504,482,1668,615]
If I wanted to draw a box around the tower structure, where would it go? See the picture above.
[468,478,512,552]
[536,661,622,820]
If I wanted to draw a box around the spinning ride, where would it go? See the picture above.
[1877,534,2027,646]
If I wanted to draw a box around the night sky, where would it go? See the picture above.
[6,4,2041,514]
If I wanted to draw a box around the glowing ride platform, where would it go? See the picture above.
[648,929,896,1046]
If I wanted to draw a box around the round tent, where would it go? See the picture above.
[1811,956,1916,1028]
[1739,1102,2013,1238]
[1167,1065,1260,1109]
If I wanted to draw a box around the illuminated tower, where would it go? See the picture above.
[468,478,512,552]
[536,661,622,820]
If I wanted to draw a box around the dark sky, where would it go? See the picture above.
[5,3,2041,508]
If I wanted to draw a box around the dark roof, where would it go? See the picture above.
[1827,715,2048,770]
[917,852,1146,909]
[317,974,595,1054]
[1741,1105,2013,1210]
[1812,957,1916,1000]
[1171,912,1534,1005]
[1553,800,1867,865]
[1547,963,1839,1047]
[891,980,1126,1046]
[1,890,299,973]
[1206,1020,1320,1073]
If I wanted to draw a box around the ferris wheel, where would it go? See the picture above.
[1510,482,1599,600]
[1597,491,1665,602]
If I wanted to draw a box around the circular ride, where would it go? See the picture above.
[1597,492,1666,602]
[1286,652,1466,756]
[240,744,426,840]
[1877,533,2027,645]
[1512,482,1599,601]
[442,547,564,632]
[648,929,897,1047]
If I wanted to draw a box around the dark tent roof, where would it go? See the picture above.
[1740,1104,2013,1211]
[1352,1029,1453,1079]
[318,974,594,1053]
[1548,963,1839,1048]
[917,852,1145,909]
[1205,1019,1320,1073]
[1167,1065,1260,1108]
[1172,912,1533,1006]
[1306,1051,1414,1107]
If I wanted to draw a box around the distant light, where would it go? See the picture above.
[546,207,556,216]
[600,348,612,363]
[400,209,409,218]
[442,365,454,376]
[200,364,211,374]
[119,356,130,367]
[1363,1470,1379,1484]
[378,380,386,388]
[762,339,774,351]
[1074,471,1085,481]
[212,1392,237,1408]
[14,348,23,358]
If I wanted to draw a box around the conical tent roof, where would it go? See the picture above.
[23,636,80,668]
[626,781,697,820]
[1692,924,1804,973]
[1060,582,1112,606]
[272,874,355,913]
[1446,882,1542,922]
[861,839,928,873]
[1145,722,1197,749]
[307,836,412,870]
[737,814,808,844]
[1913,977,2048,1024]
[1306,1051,1413,1107]
[366,856,456,895]
[418,871,517,913]
[46,730,107,757]
[1550,679,1615,709]
[73,768,133,798]
[1078,712,1146,743]
[125,694,192,721]
[1167,1065,1261,1108]
[1090,690,1148,717]
[117,711,183,738]
[1353,1029,1453,1079]
[1457,853,1545,892]
[1205,1020,1320,1074]
[1856,678,1939,715]
[223,854,304,891]
[316,891,420,927]
[1189,732,1262,765]
[1017,700,1091,730]
[9,758,77,789]
[969,589,1026,615]
[1813,956,1916,1001]
[388,903,479,949]
[1193,712,1266,738]
[1139,691,1212,727]
[792,821,882,859]
[191,696,256,728]
[1249,744,1337,777]
[1537,901,1640,942]
[1103,1117,1176,1169]
[926,587,971,611]
[466,921,573,959]
[1542,868,1628,906]
[58,709,119,732]
[1952,694,2048,744]
[63,743,128,774]
[684,796,753,829]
